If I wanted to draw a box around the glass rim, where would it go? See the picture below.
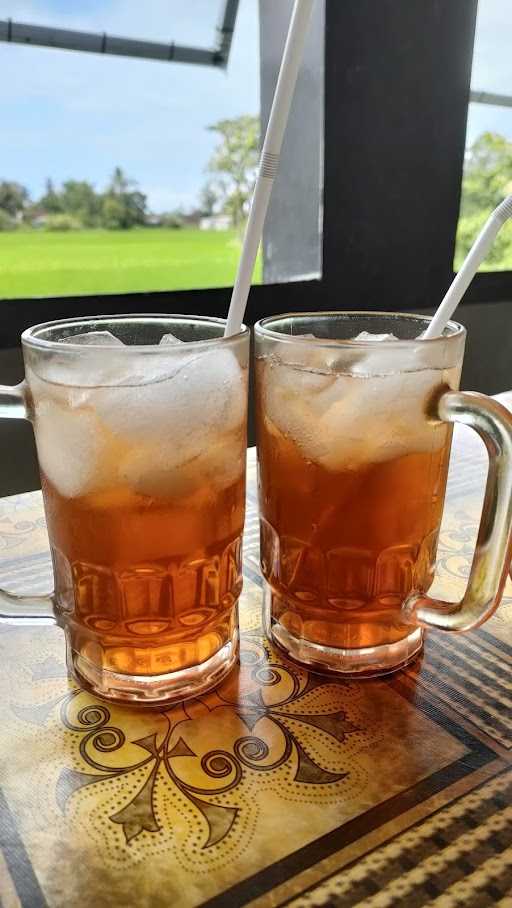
[21,313,249,352]
[254,311,465,348]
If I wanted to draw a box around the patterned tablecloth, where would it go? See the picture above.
[1,401,512,908]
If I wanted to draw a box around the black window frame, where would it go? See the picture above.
[0,0,509,350]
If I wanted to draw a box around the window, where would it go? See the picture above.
[0,1,492,337]
[0,0,262,299]
[455,0,512,272]
[0,0,324,303]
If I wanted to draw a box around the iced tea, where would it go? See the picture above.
[26,318,248,702]
[255,313,464,674]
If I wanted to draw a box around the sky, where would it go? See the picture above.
[0,0,510,212]
[465,0,512,146]
[0,0,260,212]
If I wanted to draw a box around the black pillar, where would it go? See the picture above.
[322,0,478,309]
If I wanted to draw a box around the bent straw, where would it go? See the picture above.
[224,0,314,337]
[424,194,512,339]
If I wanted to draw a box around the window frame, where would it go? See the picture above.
[1,0,510,350]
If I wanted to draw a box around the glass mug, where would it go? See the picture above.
[255,312,512,676]
[0,315,249,704]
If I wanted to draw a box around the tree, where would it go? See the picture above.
[44,213,80,231]
[0,181,29,217]
[0,209,15,231]
[160,210,184,228]
[455,132,512,268]
[101,192,147,229]
[206,115,259,227]
[39,178,62,214]
[101,196,129,230]
[101,168,147,229]
[60,180,101,226]
[107,165,135,197]
[199,183,218,217]
[123,190,146,226]
[459,132,512,217]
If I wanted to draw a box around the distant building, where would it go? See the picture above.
[181,210,203,228]
[145,213,162,227]
[199,214,231,231]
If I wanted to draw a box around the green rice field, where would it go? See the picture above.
[0,228,262,299]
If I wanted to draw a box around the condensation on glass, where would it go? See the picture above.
[255,312,512,677]
[0,315,249,705]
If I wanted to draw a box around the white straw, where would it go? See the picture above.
[224,0,314,337]
[424,194,512,339]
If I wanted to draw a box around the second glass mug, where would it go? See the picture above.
[0,315,249,704]
[255,312,512,676]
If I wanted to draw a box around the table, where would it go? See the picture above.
[1,402,512,908]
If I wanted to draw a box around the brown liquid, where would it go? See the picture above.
[43,473,245,676]
[257,382,452,651]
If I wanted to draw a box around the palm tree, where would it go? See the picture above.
[108,166,134,196]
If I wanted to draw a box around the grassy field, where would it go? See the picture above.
[0,228,262,299]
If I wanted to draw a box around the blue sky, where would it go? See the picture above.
[466,0,512,146]
[0,0,510,212]
[0,0,259,212]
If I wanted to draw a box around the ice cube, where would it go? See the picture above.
[262,359,338,465]
[34,400,117,497]
[159,333,185,345]
[269,333,334,374]
[119,430,244,499]
[118,443,200,498]
[349,332,448,376]
[275,333,372,375]
[31,344,247,497]
[352,331,398,343]
[28,344,194,405]
[349,332,401,376]
[261,356,446,472]
[292,332,399,343]
[200,432,245,491]
[93,348,246,450]
[26,341,134,398]
[58,331,124,346]
[317,370,444,470]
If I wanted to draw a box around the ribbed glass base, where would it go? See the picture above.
[264,583,423,678]
[68,629,239,706]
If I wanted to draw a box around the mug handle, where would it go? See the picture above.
[0,382,56,625]
[404,391,512,632]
